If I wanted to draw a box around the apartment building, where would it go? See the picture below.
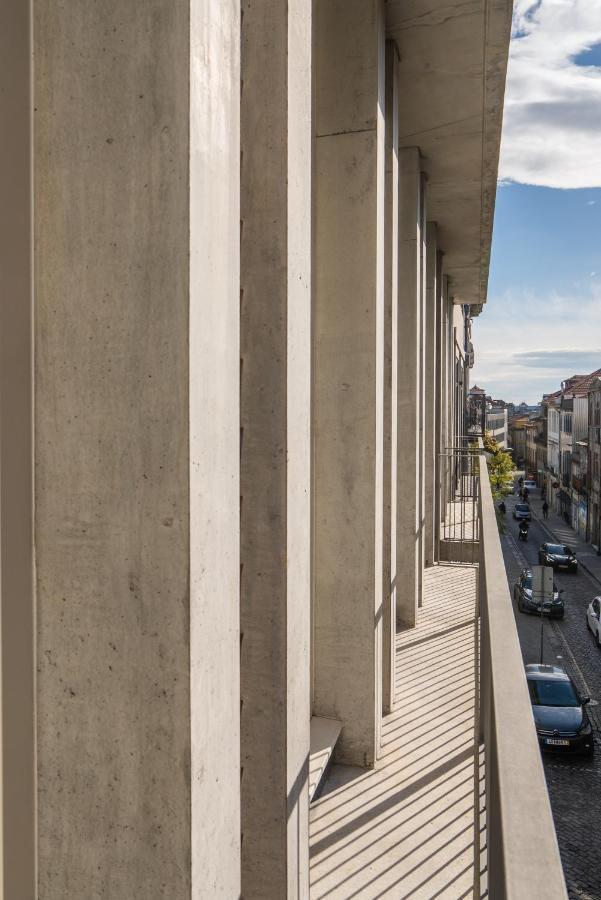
[486,405,509,448]
[0,2,568,899]
[525,416,546,484]
[509,414,530,465]
[589,379,601,549]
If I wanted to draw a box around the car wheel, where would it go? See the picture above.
[587,615,591,631]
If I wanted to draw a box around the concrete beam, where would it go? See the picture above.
[386,0,512,307]
[240,0,312,895]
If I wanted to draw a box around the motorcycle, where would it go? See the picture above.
[518,522,529,542]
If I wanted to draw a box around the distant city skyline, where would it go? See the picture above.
[471,0,601,403]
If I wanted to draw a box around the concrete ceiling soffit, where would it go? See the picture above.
[385,0,512,307]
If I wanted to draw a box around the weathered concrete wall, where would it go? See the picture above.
[190,1,240,895]
[34,2,192,896]
[313,0,385,766]
[240,0,312,895]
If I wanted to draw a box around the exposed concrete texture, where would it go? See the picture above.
[381,41,399,717]
[240,0,312,895]
[395,148,423,629]
[386,0,512,308]
[0,1,35,896]
[423,222,438,567]
[190,1,240,895]
[313,0,385,767]
[34,1,192,896]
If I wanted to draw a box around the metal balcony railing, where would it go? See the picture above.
[438,438,480,565]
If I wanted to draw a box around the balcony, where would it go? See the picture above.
[309,451,567,899]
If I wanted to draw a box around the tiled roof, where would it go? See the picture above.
[565,367,601,397]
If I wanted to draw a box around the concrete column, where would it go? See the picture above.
[313,0,386,766]
[240,1,312,896]
[439,280,451,518]
[423,223,438,567]
[382,41,399,716]
[190,4,241,896]
[395,147,424,628]
[417,176,427,606]
[32,3,241,897]
[434,253,444,559]
[0,1,35,895]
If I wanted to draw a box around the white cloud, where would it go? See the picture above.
[499,0,601,188]
[471,283,601,401]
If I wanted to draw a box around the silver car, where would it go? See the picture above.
[513,502,531,521]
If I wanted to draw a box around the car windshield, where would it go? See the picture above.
[528,678,579,707]
[516,504,529,512]
[522,576,558,592]
[546,544,568,555]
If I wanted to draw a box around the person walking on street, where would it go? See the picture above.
[542,500,549,519]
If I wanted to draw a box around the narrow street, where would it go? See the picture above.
[501,480,601,900]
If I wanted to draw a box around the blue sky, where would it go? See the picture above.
[471,0,601,403]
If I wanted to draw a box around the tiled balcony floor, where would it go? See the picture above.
[310,565,478,899]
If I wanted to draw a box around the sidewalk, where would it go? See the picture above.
[526,490,601,589]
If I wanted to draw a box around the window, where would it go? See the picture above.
[528,678,579,707]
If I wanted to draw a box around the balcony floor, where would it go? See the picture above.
[309,565,479,899]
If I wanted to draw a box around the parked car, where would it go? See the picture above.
[523,479,537,493]
[538,542,578,572]
[513,570,564,618]
[526,664,593,755]
[513,502,531,521]
[586,597,601,647]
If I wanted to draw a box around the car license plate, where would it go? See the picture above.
[559,564,568,569]
[545,738,569,746]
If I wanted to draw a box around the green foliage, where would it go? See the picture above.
[484,430,515,502]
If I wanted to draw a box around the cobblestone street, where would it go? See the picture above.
[501,486,601,899]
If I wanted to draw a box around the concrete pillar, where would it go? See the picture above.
[417,175,427,606]
[395,147,424,628]
[0,1,35,895]
[382,41,399,716]
[190,4,241,895]
[31,3,241,897]
[434,253,444,559]
[423,223,438,567]
[239,1,312,896]
[313,0,386,766]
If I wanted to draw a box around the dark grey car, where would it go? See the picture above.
[513,569,564,618]
[526,664,593,755]
[538,542,578,572]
